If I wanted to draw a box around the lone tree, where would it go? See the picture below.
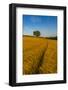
[33,31,41,37]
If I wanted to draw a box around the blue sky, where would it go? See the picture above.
[23,15,57,37]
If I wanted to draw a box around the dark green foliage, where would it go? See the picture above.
[46,37,57,40]
[33,31,41,37]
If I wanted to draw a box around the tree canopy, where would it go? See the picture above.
[33,31,41,37]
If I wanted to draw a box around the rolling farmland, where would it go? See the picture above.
[23,36,57,75]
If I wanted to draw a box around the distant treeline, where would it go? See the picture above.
[46,37,57,40]
[23,35,57,40]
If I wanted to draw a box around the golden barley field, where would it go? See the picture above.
[23,36,57,75]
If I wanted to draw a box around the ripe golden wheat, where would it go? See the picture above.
[39,40,57,74]
[23,36,57,75]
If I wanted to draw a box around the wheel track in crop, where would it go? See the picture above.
[34,41,48,74]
